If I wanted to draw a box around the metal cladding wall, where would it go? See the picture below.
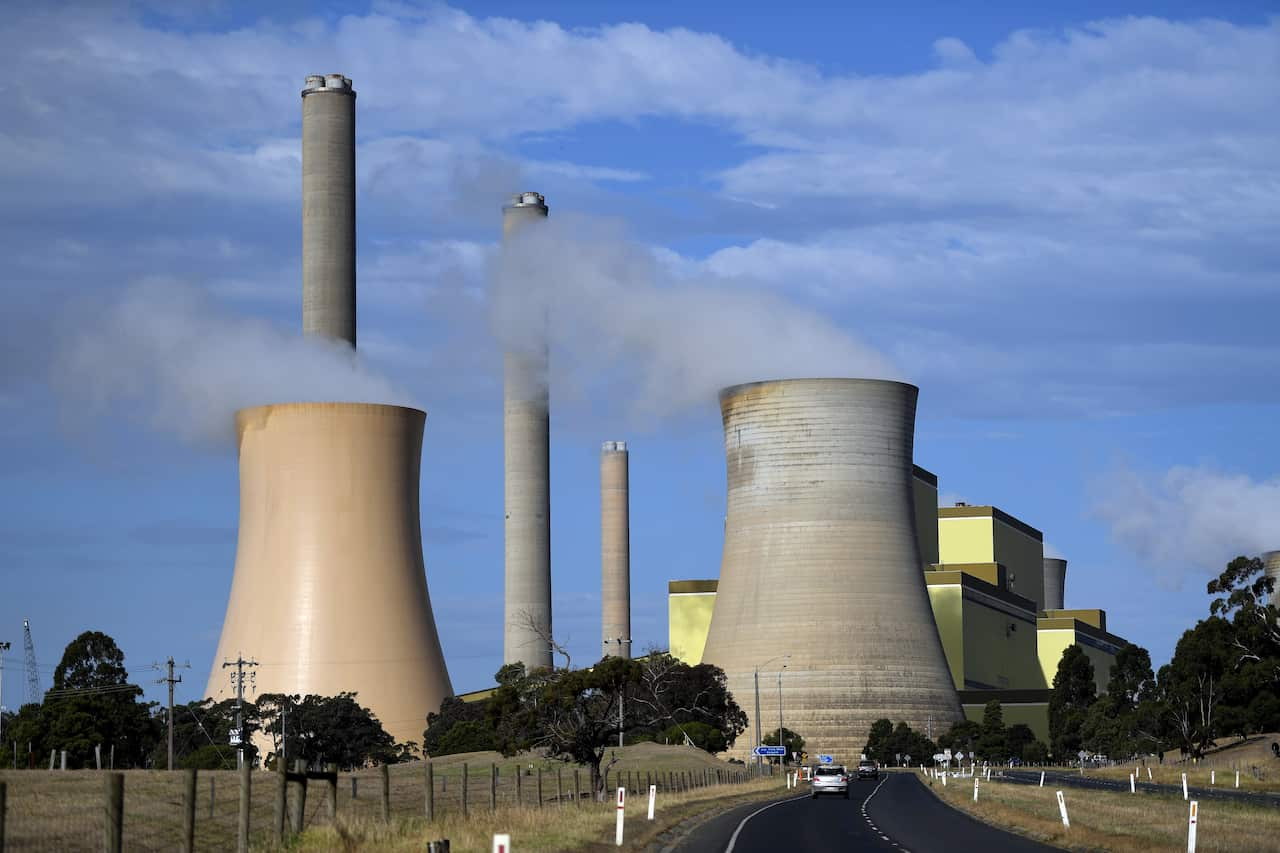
[601,441,631,659]
[301,74,357,346]
[205,403,452,748]
[700,379,963,761]
[1043,558,1068,611]
[502,193,553,670]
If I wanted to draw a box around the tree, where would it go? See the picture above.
[977,701,1008,761]
[152,698,246,770]
[1208,555,1280,683]
[257,693,405,769]
[937,718,980,763]
[1005,723,1035,760]
[423,696,494,757]
[863,719,895,764]
[1157,618,1239,757]
[37,631,157,768]
[659,721,729,753]
[761,726,804,760]
[1049,645,1096,760]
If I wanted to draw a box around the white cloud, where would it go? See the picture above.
[1091,464,1280,587]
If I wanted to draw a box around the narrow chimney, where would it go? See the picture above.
[301,73,357,346]
[601,441,631,659]
[501,192,553,670]
[1264,551,1280,604]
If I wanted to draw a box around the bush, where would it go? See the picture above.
[436,720,498,755]
[658,721,727,753]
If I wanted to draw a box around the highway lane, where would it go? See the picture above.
[1003,768,1280,807]
[675,772,1056,852]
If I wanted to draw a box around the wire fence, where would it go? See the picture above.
[0,760,754,851]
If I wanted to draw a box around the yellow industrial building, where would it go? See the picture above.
[669,464,1130,748]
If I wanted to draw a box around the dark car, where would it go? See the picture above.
[856,759,879,780]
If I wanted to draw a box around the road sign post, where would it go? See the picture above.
[1187,801,1198,852]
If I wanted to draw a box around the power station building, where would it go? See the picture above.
[672,459,1133,752]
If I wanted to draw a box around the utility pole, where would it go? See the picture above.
[222,653,258,769]
[22,619,40,706]
[753,667,762,773]
[777,664,786,766]
[154,657,190,771]
[0,640,10,751]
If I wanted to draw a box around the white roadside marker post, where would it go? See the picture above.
[1056,791,1070,828]
[942,771,947,787]
[1235,770,1240,789]
[647,784,656,820]
[492,833,511,853]
[973,778,979,802]
[1182,773,1188,801]
[1210,770,1215,785]
[1130,773,1135,794]
[615,787,625,847]
[1187,800,1198,852]
[1039,771,1045,787]
[1147,767,1153,781]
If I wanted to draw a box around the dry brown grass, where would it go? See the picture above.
[288,776,783,852]
[925,770,1280,852]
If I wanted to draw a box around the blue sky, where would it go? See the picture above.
[1,1,1278,714]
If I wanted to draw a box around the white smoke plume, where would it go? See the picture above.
[491,214,897,418]
[1091,463,1280,586]
[54,279,412,446]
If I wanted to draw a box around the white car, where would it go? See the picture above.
[811,765,849,799]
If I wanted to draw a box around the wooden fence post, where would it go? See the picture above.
[574,769,581,805]
[238,761,251,853]
[379,764,390,823]
[352,776,358,799]
[325,764,338,822]
[274,765,287,842]
[181,769,197,853]
[515,764,522,806]
[556,768,562,808]
[537,767,543,809]
[490,763,497,812]
[104,772,124,853]
[1,781,7,853]
[462,763,469,817]
[290,760,307,836]
[425,760,434,822]
[209,776,216,819]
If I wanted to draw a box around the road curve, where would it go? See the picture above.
[673,772,1057,853]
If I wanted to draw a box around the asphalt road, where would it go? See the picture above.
[1003,768,1280,807]
[675,772,1057,853]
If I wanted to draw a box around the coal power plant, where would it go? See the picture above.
[698,380,964,759]
[201,71,1144,765]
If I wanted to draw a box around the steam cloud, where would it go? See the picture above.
[1091,463,1280,586]
[491,214,897,418]
[54,280,412,446]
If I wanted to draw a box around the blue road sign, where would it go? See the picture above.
[753,746,787,757]
[818,754,834,764]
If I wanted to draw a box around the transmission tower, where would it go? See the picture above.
[22,618,40,705]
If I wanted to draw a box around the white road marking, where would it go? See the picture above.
[723,793,811,853]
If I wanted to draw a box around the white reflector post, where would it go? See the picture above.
[1187,800,1198,852]
[1147,767,1152,781]
[615,786,625,846]
[1235,770,1240,789]
[1056,791,1070,828]
[973,779,979,802]
[1130,773,1135,793]
[492,833,511,853]
[1039,771,1045,787]
[1211,770,1215,785]
[1182,772,1188,801]
[647,784,656,820]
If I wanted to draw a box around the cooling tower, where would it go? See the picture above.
[1043,558,1068,611]
[502,192,554,670]
[1264,551,1280,604]
[301,73,357,346]
[601,441,631,659]
[699,379,963,760]
[205,403,452,748]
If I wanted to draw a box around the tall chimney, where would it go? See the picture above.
[1043,558,1068,611]
[1264,551,1280,604]
[601,441,631,659]
[301,73,357,346]
[502,192,553,670]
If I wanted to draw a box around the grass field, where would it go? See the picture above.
[0,743,760,852]
[925,769,1280,852]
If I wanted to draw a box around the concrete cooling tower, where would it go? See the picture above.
[301,73,357,346]
[1264,551,1280,604]
[1043,558,1068,611]
[699,379,963,761]
[205,403,452,748]
[601,441,631,659]
[502,192,554,670]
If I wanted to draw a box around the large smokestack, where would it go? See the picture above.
[700,379,963,760]
[1043,558,1068,611]
[301,73,357,346]
[1264,551,1280,604]
[601,441,631,659]
[205,403,453,747]
[502,192,553,670]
